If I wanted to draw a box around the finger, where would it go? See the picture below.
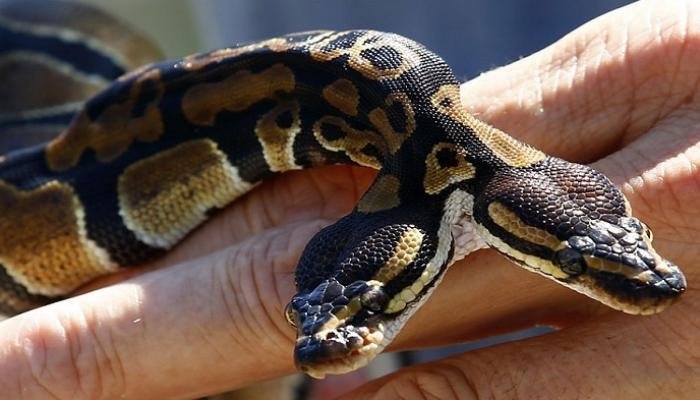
[343,295,700,400]
[460,0,700,162]
[593,102,700,270]
[0,221,322,400]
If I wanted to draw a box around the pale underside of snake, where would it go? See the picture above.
[0,0,686,378]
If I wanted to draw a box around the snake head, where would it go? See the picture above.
[285,221,443,378]
[557,214,686,314]
[285,279,392,378]
[474,157,686,315]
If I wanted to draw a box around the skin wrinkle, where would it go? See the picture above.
[87,308,118,399]
[415,368,460,400]
[264,223,319,351]
[220,246,256,358]
[247,235,282,349]
[446,362,479,400]
[195,267,231,363]
[228,247,266,353]
[24,316,67,400]
[301,171,331,218]
[434,366,463,400]
[216,257,251,365]
[616,115,700,229]
[638,318,684,379]
[70,310,93,399]
[250,228,293,351]
[79,301,139,399]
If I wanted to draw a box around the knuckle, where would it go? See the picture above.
[18,310,127,400]
[373,363,477,400]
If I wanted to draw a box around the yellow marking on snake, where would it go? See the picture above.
[373,227,424,283]
[46,68,165,171]
[309,31,418,80]
[368,92,415,153]
[357,175,401,213]
[318,297,362,332]
[582,255,652,282]
[424,142,476,195]
[118,139,254,248]
[475,222,569,280]
[488,202,564,250]
[322,79,360,116]
[255,101,302,172]
[431,85,546,167]
[313,115,385,168]
[181,38,289,71]
[0,180,116,296]
[385,191,475,314]
[182,63,295,126]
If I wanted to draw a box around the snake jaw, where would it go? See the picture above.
[295,324,386,379]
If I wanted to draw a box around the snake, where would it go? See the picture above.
[0,0,687,379]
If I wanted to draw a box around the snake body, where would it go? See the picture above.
[0,1,686,378]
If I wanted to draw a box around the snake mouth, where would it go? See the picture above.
[294,325,385,379]
[572,258,686,315]
[554,246,686,315]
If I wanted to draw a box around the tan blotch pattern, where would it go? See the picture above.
[308,31,419,80]
[46,68,165,171]
[431,85,546,168]
[180,38,290,72]
[373,227,424,283]
[313,115,385,168]
[423,142,476,194]
[368,92,415,153]
[0,180,115,296]
[118,139,254,248]
[357,175,401,213]
[322,79,360,116]
[255,101,302,172]
[487,202,563,250]
[182,63,295,126]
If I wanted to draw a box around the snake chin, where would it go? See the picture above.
[295,325,385,379]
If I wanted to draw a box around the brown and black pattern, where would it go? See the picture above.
[0,0,686,379]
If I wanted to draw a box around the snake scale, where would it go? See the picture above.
[0,0,686,378]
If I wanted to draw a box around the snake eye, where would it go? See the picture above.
[360,286,388,312]
[284,302,297,328]
[556,248,587,275]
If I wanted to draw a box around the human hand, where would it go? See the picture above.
[0,0,698,398]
